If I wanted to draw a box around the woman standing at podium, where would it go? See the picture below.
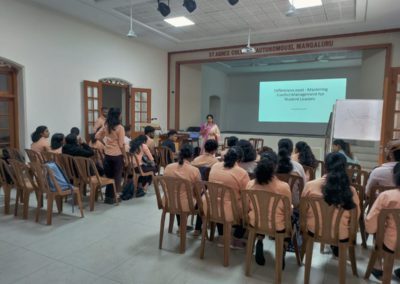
[200,114,220,151]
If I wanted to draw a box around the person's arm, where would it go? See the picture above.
[95,126,105,140]
[142,144,154,161]
[77,143,94,157]
[365,170,378,197]
[351,186,361,220]
[118,126,127,162]
[365,193,386,234]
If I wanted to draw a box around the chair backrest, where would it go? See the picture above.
[156,146,174,167]
[73,156,101,184]
[316,160,325,177]
[25,149,44,163]
[0,159,14,186]
[347,163,361,171]
[91,148,104,168]
[367,185,398,214]
[347,168,361,185]
[359,170,370,188]
[42,152,61,164]
[8,159,35,191]
[300,196,358,245]
[276,173,304,208]
[5,147,25,162]
[241,189,292,237]
[153,176,196,214]
[303,165,316,181]
[374,208,400,257]
[222,137,229,150]
[200,181,240,224]
[351,184,366,215]
[195,166,211,181]
[249,138,264,151]
[59,154,78,184]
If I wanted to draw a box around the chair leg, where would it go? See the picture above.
[159,211,166,250]
[75,192,84,218]
[179,213,188,254]
[168,214,175,233]
[23,191,30,219]
[364,250,377,279]
[46,195,54,225]
[359,217,367,249]
[382,251,395,284]
[209,222,216,241]
[338,243,348,284]
[349,245,358,276]
[89,184,96,212]
[275,234,284,284]
[3,186,10,214]
[200,217,207,259]
[245,230,256,276]
[55,196,63,214]
[35,192,43,223]
[304,237,314,284]
[292,229,302,266]
[14,189,20,216]
[223,223,231,267]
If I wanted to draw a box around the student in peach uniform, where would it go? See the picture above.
[192,139,219,168]
[277,139,306,184]
[88,133,105,152]
[292,141,318,182]
[302,152,360,257]
[49,133,64,154]
[237,139,258,175]
[94,107,108,133]
[207,146,250,247]
[144,126,156,155]
[95,108,126,204]
[246,151,292,266]
[365,140,400,197]
[365,162,400,281]
[30,126,51,153]
[220,136,238,160]
[164,144,202,233]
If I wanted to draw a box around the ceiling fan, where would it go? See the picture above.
[127,5,137,37]
[241,28,256,54]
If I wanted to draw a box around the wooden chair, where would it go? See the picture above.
[347,168,361,185]
[241,190,293,284]
[29,162,84,225]
[126,153,154,191]
[249,138,264,151]
[364,208,400,284]
[276,173,304,208]
[8,159,40,219]
[25,149,44,163]
[316,160,325,178]
[155,146,174,175]
[302,165,316,181]
[73,157,118,211]
[352,184,367,249]
[222,137,229,150]
[300,196,358,284]
[348,163,361,171]
[0,159,15,214]
[91,148,105,169]
[153,176,199,254]
[41,152,61,164]
[59,154,80,187]
[366,186,396,215]
[5,147,25,162]
[197,181,241,266]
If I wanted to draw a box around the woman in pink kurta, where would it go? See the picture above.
[30,126,51,153]
[365,162,400,280]
[200,114,220,151]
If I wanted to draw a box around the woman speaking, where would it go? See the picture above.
[200,114,220,150]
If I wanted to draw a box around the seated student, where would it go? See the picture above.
[88,133,105,152]
[366,140,400,197]
[144,126,156,154]
[161,130,178,163]
[31,126,51,153]
[164,144,202,233]
[237,140,258,175]
[258,146,274,156]
[192,139,219,168]
[193,146,201,159]
[124,125,132,153]
[220,136,238,160]
[49,133,65,154]
[292,141,318,181]
[208,146,250,248]
[365,162,400,281]
[246,151,292,266]
[62,134,94,158]
[302,152,360,257]
[277,138,306,185]
[70,127,85,144]
[332,139,359,165]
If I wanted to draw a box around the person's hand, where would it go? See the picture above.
[78,136,83,144]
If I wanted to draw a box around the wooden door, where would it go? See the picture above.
[83,80,102,141]
[0,68,18,148]
[390,68,400,140]
[131,88,151,138]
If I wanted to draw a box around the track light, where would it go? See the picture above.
[158,0,170,17]
[228,0,239,5]
[183,0,197,13]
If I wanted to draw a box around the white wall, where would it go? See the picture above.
[0,0,167,148]
[360,49,386,99]
[180,64,201,130]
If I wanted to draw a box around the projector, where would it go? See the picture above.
[241,46,256,54]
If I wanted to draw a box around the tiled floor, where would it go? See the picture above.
[0,188,398,284]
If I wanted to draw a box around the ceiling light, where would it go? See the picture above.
[158,0,170,17]
[164,16,195,27]
[228,0,239,5]
[127,6,137,38]
[292,0,322,9]
[183,0,197,13]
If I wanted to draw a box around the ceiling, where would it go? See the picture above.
[28,0,400,51]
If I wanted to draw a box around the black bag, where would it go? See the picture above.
[120,181,134,200]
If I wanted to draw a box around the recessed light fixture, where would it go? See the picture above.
[292,0,322,9]
[164,16,195,27]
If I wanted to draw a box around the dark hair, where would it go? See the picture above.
[89,133,97,144]
[167,130,177,138]
[70,127,80,136]
[206,114,214,120]
[129,137,145,154]
[259,146,274,156]
[124,125,131,133]
[255,152,278,185]
[50,133,64,150]
[295,141,317,168]
[393,149,400,162]
[144,126,155,135]
[277,138,293,174]
[106,108,121,133]
[227,136,238,147]
[204,139,219,153]
[333,139,353,159]
[136,135,148,144]
[223,146,243,168]
[31,126,48,143]
[193,146,201,158]
[237,140,256,162]
[393,163,400,186]
[65,134,78,145]
[323,152,355,210]
[178,144,193,165]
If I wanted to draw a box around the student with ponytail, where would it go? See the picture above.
[246,151,292,266]
[30,126,51,152]
[277,138,306,184]
[365,162,400,280]
[332,139,359,165]
[293,141,317,168]
[302,152,360,256]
